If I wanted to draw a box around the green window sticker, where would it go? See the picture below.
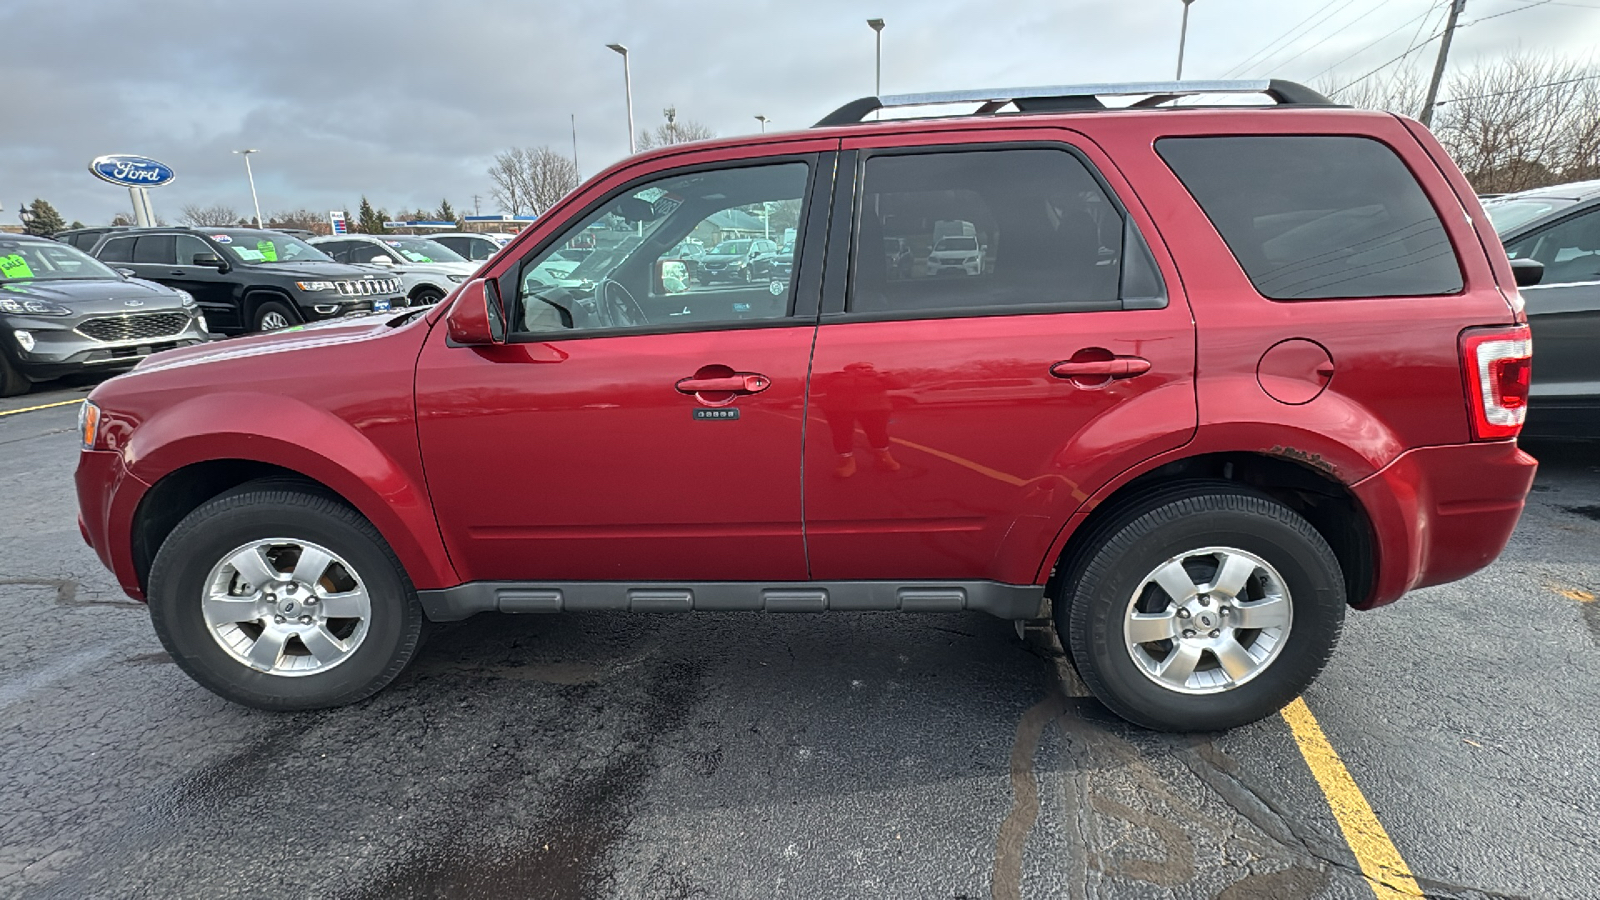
[256,240,278,262]
[0,254,34,280]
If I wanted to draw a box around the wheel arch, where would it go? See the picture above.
[1044,451,1376,611]
[242,288,301,328]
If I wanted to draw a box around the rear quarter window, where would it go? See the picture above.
[1157,135,1463,300]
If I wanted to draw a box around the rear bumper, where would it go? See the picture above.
[1352,440,1536,609]
[75,449,150,602]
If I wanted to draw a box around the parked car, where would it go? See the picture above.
[76,80,1536,732]
[1482,180,1600,438]
[429,232,514,262]
[53,225,133,252]
[699,237,781,284]
[0,234,208,396]
[927,220,985,276]
[89,228,403,333]
[309,235,477,307]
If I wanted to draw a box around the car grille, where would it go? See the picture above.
[76,312,191,343]
[334,278,401,296]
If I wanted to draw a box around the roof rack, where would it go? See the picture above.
[813,79,1336,127]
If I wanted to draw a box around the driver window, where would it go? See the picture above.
[512,161,809,336]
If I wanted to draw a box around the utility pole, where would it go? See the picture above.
[1420,0,1465,127]
[471,194,481,216]
[1176,0,1196,80]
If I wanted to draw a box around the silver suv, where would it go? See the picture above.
[309,235,478,306]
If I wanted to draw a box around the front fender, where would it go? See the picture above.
[121,391,458,591]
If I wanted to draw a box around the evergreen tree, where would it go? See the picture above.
[68,220,84,230]
[436,199,456,223]
[356,196,386,234]
[22,199,67,236]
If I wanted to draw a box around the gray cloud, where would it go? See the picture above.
[3,0,1596,225]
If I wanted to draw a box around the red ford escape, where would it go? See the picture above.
[75,80,1538,731]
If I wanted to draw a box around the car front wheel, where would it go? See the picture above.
[147,483,425,710]
[1058,482,1345,732]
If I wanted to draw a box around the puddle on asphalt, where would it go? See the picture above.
[1563,505,1600,522]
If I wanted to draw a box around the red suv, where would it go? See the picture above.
[75,81,1538,731]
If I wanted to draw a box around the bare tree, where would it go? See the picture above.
[487,146,579,215]
[637,106,716,150]
[1322,53,1600,194]
[267,209,327,233]
[180,203,240,227]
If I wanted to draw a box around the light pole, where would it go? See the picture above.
[233,149,263,228]
[18,204,34,235]
[1176,0,1196,80]
[606,44,635,155]
[755,115,770,133]
[867,18,885,98]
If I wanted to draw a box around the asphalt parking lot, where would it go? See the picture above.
[2,374,1597,900]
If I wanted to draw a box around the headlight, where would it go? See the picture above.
[13,330,35,353]
[196,314,209,333]
[446,273,468,283]
[0,297,72,316]
[174,289,196,308]
[79,401,101,450]
[295,281,337,292]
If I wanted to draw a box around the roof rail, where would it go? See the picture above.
[813,79,1336,127]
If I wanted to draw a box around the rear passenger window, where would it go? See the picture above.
[849,148,1164,316]
[132,235,176,264]
[1158,136,1463,300]
[97,237,135,263]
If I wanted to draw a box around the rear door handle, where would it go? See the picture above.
[1050,356,1152,379]
[675,373,772,394]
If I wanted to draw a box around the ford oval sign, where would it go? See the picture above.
[88,155,176,188]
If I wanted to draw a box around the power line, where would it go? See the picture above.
[1436,71,1600,104]
[1220,0,1347,78]
[1461,0,1554,26]
[1330,26,1447,94]
[1239,0,1369,78]
[1305,2,1443,85]
[1267,0,1395,75]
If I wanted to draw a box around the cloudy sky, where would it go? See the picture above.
[4,0,1597,226]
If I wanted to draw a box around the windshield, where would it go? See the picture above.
[936,237,978,251]
[215,231,332,265]
[710,240,751,256]
[0,239,122,282]
[381,237,467,264]
[1483,197,1581,234]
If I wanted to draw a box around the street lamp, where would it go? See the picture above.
[18,204,34,233]
[1176,0,1197,80]
[606,44,635,155]
[867,18,885,98]
[755,114,770,133]
[232,149,264,228]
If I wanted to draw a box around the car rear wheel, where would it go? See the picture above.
[1057,482,1345,732]
[147,483,425,710]
[254,301,297,332]
[0,349,30,397]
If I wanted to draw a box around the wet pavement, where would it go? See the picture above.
[2,376,1597,899]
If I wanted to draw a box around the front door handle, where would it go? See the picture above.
[675,373,772,395]
[1050,356,1152,379]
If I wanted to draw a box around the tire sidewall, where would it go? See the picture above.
[1066,495,1345,732]
[254,299,295,332]
[148,490,421,710]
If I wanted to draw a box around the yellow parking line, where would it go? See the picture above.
[0,398,84,418]
[1281,697,1423,898]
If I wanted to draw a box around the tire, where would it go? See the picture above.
[742,267,753,284]
[1057,482,1345,732]
[147,483,425,710]
[0,349,30,398]
[254,300,297,332]
[411,288,444,307]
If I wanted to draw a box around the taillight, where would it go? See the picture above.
[1460,326,1532,440]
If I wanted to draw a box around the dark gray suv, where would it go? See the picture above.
[0,234,208,396]
[1485,180,1600,438]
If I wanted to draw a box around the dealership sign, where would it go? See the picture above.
[88,155,176,188]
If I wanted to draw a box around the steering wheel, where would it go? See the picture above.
[598,278,649,328]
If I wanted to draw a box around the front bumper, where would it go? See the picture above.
[1351,440,1537,609]
[76,448,150,602]
[6,313,209,381]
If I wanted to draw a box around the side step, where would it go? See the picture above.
[418,581,1046,622]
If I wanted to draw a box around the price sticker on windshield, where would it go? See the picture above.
[0,254,34,280]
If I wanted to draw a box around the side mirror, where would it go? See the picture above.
[1509,257,1544,288]
[655,259,689,295]
[192,253,228,271]
[446,278,506,346]
[367,255,396,266]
